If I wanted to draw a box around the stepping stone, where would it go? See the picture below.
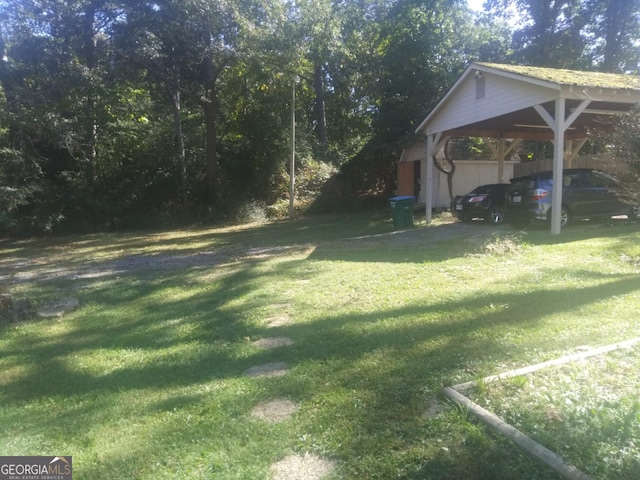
[244,362,289,378]
[423,397,445,418]
[252,337,294,349]
[250,399,299,423]
[270,453,336,480]
[37,297,79,318]
[265,314,293,328]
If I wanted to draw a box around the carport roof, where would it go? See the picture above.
[415,63,640,141]
[478,63,640,90]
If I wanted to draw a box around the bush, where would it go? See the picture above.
[590,106,640,208]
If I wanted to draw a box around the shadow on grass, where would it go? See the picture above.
[2,219,639,479]
[4,214,637,289]
[2,257,638,393]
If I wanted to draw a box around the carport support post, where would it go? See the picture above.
[550,98,566,235]
[536,97,590,234]
[498,139,505,183]
[424,134,434,223]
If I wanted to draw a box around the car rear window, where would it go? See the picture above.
[509,178,536,192]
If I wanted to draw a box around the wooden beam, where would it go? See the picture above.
[485,139,499,158]
[566,138,588,166]
[505,139,520,156]
[534,104,555,129]
[447,128,557,141]
[565,99,591,128]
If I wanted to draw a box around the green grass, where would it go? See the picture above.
[469,345,640,479]
[1,212,640,479]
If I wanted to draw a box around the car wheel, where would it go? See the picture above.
[548,206,571,227]
[486,206,504,225]
[630,204,640,221]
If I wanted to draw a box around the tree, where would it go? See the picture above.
[590,107,640,211]
[486,0,588,68]
[484,0,640,71]
[117,1,207,212]
[0,0,520,231]
[0,0,198,230]
[179,0,282,207]
[338,0,500,196]
[583,0,640,72]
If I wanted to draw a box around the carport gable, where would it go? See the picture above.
[417,63,640,140]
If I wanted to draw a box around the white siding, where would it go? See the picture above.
[426,74,557,134]
[418,161,517,208]
[399,142,427,163]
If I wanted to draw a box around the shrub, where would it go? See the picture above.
[590,106,640,208]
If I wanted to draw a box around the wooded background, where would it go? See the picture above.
[0,0,638,233]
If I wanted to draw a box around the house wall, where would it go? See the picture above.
[414,160,517,208]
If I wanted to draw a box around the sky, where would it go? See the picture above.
[467,0,485,12]
[466,0,524,26]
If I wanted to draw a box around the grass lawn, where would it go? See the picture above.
[1,212,639,479]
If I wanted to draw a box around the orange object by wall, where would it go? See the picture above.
[397,162,415,196]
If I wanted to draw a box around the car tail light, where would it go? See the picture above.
[468,195,487,203]
[532,189,548,201]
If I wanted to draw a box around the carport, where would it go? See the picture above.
[406,62,640,234]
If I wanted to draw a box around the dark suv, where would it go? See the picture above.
[506,168,639,227]
[451,183,509,225]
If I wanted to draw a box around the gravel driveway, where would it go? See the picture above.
[1,220,499,287]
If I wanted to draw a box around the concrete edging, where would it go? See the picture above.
[443,337,640,480]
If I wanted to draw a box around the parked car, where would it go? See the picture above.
[451,183,509,225]
[505,168,640,227]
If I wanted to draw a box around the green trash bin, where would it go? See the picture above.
[389,196,415,229]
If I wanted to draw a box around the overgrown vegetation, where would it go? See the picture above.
[1,213,639,479]
[590,107,640,211]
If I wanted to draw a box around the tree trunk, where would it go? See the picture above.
[169,85,188,210]
[202,52,219,206]
[601,0,626,72]
[83,2,98,184]
[434,138,456,202]
[314,63,328,147]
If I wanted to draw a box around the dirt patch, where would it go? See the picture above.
[37,297,79,318]
[252,337,295,349]
[2,219,493,288]
[423,397,446,418]
[1,246,310,286]
[270,453,336,480]
[251,399,299,423]
[244,362,290,378]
